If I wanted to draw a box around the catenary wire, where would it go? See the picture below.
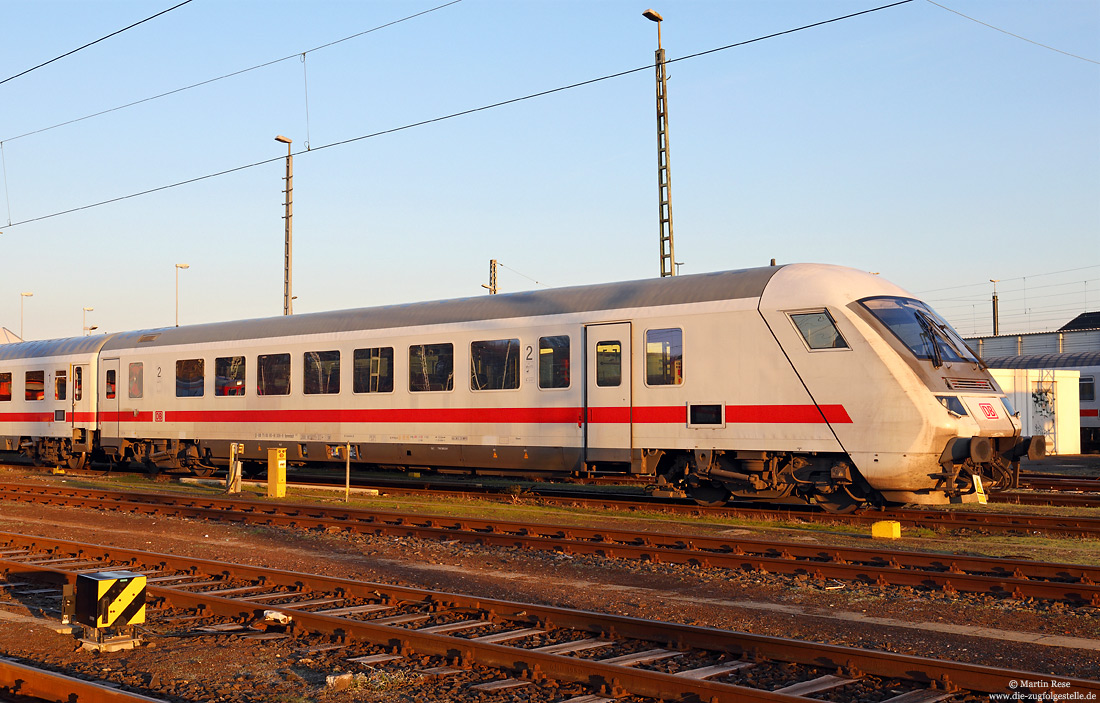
[925,0,1099,65]
[0,0,196,87]
[915,265,1100,294]
[0,0,464,144]
[0,0,916,230]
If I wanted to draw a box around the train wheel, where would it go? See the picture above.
[689,483,730,508]
[66,453,87,471]
[190,466,218,478]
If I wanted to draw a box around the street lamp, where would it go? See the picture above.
[175,263,190,327]
[83,306,95,336]
[19,292,32,340]
[275,135,293,315]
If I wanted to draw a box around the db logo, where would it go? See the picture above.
[979,403,998,420]
[154,410,164,423]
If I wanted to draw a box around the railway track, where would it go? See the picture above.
[249,478,1100,537]
[2,483,1097,605]
[0,657,162,703]
[2,531,1095,703]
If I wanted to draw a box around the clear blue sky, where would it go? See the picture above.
[1,0,1097,341]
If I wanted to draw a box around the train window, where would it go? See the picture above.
[790,311,849,350]
[646,328,683,385]
[74,368,82,401]
[471,339,519,391]
[215,357,246,397]
[304,351,340,395]
[539,336,570,389]
[176,359,204,397]
[25,371,44,401]
[55,370,67,401]
[353,347,394,393]
[257,354,291,396]
[1082,377,1096,403]
[595,341,621,387]
[105,370,117,400]
[0,372,11,401]
[409,343,453,392]
[128,363,144,399]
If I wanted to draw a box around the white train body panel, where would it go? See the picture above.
[1,264,1036,505]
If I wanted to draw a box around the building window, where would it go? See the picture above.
[25,371,44,401]
[257,354,291,396]
[55,370,67,401]
[176,359,205,397]
[646,328,683,386]
[304,351,340,395]
[215,357,246,397]
[1082,377,1096,403]
[539,336,570,389]
[790,311,849,350]
[409,343,453,392]
[353,347,394,393]
[471,339,519,391]
[105,370,117,400]
[595,341,621,387]
[128,363,144,399]
[0,373,11,401]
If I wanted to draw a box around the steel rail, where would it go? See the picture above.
[5,465,1100,528]
[0,656,166,702]
[2,532,1095,701]
[2,485,1098,604]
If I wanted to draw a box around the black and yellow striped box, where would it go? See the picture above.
[74,571,146,629]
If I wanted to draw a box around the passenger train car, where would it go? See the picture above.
[0,264,1043,511]
[984,352,1100,454]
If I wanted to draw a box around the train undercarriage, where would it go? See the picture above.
[9,433,1043,513]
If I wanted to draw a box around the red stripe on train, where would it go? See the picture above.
[5,404,853,425]
[1083,409,1099,418]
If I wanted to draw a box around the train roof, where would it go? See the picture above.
[983,351,1100,370]
[0,335,112,361]
[2,265,786,359]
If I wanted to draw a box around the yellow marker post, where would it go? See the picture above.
[973,475,988,505]
[267,447,286,498]
[871,520,901,540]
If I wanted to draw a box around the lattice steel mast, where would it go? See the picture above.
[645,9,675,278]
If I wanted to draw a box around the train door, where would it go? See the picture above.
[70,364,90,427]
[584,323,632,464]
[102,358,120,438]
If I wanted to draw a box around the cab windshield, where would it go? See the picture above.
[860,296,980,368]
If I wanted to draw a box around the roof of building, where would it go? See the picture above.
[1059,311,1100,332]
[983,351,1100,370]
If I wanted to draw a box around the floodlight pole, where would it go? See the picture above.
[644,9,675,278]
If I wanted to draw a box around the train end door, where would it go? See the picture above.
[101,359,120,438]
[584,322,632,464]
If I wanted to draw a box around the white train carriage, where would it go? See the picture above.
[984,352,1100,454]
[0,337,103,467]
[0,264,1041,510]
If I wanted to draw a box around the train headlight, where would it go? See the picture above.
[935,395,967,417]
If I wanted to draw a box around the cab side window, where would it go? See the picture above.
[790,311,849,350]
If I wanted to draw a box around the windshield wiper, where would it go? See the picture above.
[915,311,943,368]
